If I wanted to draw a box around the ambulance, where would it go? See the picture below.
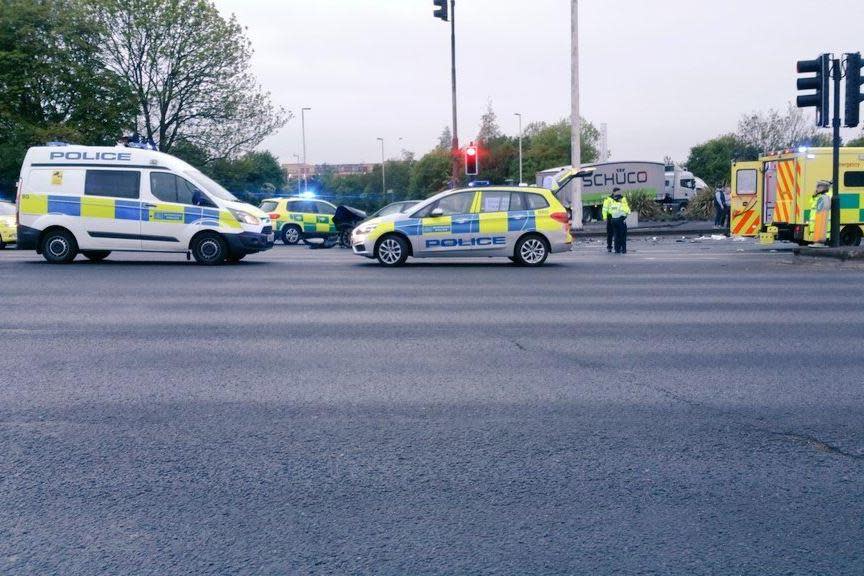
[730,147,864,246]
[15,144,274,264]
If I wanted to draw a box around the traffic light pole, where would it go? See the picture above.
[449,0,459,189]
[830,57,841,247]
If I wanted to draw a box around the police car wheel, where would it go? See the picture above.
[41,229,78,264]
[191,233,228,265]
[375,235,409,266]
[514,235,549,266]
[281,225,301,245]
[82,250,111,262]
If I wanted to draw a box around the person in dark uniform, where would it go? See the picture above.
[602,191,615,253]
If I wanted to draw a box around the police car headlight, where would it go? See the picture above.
[355,224,377,235]
[228,208,260,225]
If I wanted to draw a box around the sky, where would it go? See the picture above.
[212,0,864,167]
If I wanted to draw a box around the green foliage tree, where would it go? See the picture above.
[847,133,864,147]
[90,0,287,160]
[737,103,830,153]
[0,0,136,197]
[409,149,452,198]
[685,134,760,188]
[521,119,599,183]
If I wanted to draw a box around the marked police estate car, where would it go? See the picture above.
[15,144,273,264]
[350,185,573,267]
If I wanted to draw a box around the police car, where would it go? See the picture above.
[15,144,273,264]
[351,185,573,266]
[258,196,337,245]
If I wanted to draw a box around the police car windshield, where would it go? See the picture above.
[184,169,238,202]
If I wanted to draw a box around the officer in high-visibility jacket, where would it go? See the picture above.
[601,192,615,252]
[807,180,833,244]
[609,189,631,254]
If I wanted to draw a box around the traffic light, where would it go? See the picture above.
[433,0,448,21]
[845,52,863,128]
[465,144,478,176]
[796,54,830,127]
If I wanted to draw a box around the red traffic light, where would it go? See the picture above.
[466,147,477,156]
[465,144,479,175]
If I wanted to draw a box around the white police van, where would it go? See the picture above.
[15,144,273,264]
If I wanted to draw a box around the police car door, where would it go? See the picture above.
[477,190,513,252]
[142,171,214,251]
[414,191,478,256]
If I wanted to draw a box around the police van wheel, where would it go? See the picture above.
[41,229,78,264]
[281,225,302,245]
[82,250,111,262]
[375,235,409,266]
[514,235,549,266]
[191,233,228,265]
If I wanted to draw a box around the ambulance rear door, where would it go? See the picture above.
[730,161,762,237]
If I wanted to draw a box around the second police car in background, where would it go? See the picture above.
[351,185,573,267]
[0,201,17,249]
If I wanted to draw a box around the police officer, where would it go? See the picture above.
[609,189,631,254]
[602,192,615,252]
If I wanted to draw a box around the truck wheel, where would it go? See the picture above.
[513,234,549,266]
[41,229,78,264]
[281,225,302,245]
[191,232,227,265]
[375,235,409,266]
[82,250,111,262]
[839,226,862,247]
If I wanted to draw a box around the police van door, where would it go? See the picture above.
[730,162,762,237]
[413,191,478,255]
[141,171,211,251]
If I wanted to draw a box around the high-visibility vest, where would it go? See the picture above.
[808,190,832,242]
[609,197,631,219]
[601,196,614,220]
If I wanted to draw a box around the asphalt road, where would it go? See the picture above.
[2,238,863,575]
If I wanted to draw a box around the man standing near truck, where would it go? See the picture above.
[609,189,631,254]
[602,191,615,252]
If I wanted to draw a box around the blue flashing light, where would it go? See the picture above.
[300,190,316,199]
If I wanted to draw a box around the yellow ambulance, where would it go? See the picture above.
[730,147,864,245]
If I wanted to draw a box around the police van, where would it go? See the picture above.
[15,144,273,264]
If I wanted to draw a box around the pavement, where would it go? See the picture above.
[579,219,720,238]
[2,238,864,575]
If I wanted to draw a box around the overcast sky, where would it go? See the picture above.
[213,0,864,167]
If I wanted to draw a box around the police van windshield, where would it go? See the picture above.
[184,169,238,202]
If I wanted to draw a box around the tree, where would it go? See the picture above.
[0,0,136,197]
[409,150,451,197]
[90,0,288,160]
[521,119,599,182]
[685,134,760,188]
[437,126,452,150]
[737,102,830,153]
[477,101,502,144]
[847,133,864,147]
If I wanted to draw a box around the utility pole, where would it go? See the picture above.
[450,0,459,189]
[377,137,386,195]
[514,113,524,185]
[301,107,311,194]
[830,57,841,247]
[570,0,583,230]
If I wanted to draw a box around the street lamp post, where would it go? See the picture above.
[449,0,459,188]
[570,0,583,230]
[514,113,523,185]
[377,137,386,195]
[293,153,301,194]
[301,107,311,193]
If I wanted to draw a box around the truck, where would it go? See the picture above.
[536,161,706,221]
[730,147,864,246]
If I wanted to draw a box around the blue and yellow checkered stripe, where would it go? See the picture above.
[276,212,335,233]
[19,193,240,228]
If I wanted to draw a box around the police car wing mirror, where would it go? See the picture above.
[430,207,444,217]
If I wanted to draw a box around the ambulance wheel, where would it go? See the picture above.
[839,226,862,247]
[514,234,549,266]
[41,229,78,264]
[375,234,409,266]
[281,225,302,245]
[191,232,228,265]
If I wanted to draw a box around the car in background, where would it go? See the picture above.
[259,197,338,245]
[0,201,16,248]
[368,200,421,220]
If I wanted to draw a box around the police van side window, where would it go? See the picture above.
[150,173,210,206]
[85,170,140,199]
